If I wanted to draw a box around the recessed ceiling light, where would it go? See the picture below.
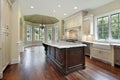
[30,6,34,9]
[53,10,56,12]
[74,6,78,10]
[64,13,67,16]
[58,5,61,8]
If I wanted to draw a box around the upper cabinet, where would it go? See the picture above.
[83,15,94,41]
[83,18,90,35]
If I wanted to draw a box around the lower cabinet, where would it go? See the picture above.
[83,42,90,56]
[66,47,85,72]
[114,46,120,66]
[55,48,65,67]
[91,44,113,65]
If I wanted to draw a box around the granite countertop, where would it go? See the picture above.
[43,41,87,48]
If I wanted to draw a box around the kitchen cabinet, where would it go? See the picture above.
[83,15,94,35]
[83,42,90,56]
[55,48,65,67]
[0,0,11,79]
[91,43,113,65]
[114,46,120,66]
[83,19,90,35]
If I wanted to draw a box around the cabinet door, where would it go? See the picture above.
[47,46,51,56]
[83,19,90,35]
[84,43,90,56]
[2,33,6,67]
[91,48,99,57]
[114,46,120,65]
[50,47,55,59]
[55,48,65,67]
[66,47,84,70]
[2,33,9,68]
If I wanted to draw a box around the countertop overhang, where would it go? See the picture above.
[43,41,87,48]
[82,41,120,46]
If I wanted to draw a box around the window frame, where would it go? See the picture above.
[111,13,120,39]
[26,25,32,41]
[97,16,109,40]
[95,9,120,42]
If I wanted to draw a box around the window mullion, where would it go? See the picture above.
[109,15,112,41]
[118,13,120,39]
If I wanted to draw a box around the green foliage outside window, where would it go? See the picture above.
[34,27,40,41]
[97,16,109,39]
[34,27,45,41]
[97,12,120,40]
[27,25,32,41]
[111,13,120,39]
[26,25,45,41]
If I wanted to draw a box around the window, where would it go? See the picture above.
[26,25,45,42]
[26,25,32,41]
[55,27,59,42]
[111,13,120,39]
[96,11,120,41]
[34,27,45,41]
[39,28,45,41]
[47,28,52,42]
[34,27,40,41]
[97,16,109,39]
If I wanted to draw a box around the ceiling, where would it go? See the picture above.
[19,0,115,19]
[24,15,59,24]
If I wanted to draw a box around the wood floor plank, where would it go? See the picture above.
[1,46,120,80]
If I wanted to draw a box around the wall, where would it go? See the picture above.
[88,0,120,16]
[10,0,22,64]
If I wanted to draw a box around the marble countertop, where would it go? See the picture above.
[82,40,120,46]
[43,41,87,48]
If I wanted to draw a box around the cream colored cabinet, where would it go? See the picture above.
[0,0,11,79]
[2,29,10,68]
[90,43,113,65]
[83,19,90,35]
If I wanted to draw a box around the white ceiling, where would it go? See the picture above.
[19,0,115,19]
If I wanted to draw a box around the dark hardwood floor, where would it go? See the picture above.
[2,46,120,80]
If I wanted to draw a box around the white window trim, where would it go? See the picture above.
[94,9,120,42]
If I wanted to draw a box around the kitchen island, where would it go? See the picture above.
[43,41,86,74]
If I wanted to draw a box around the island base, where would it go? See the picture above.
[43,43,85,74]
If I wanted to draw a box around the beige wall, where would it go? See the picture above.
[88,0,120,16]
[10,0,22,64]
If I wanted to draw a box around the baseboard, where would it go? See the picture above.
[11,58,19,64]
[0,62,9,79]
